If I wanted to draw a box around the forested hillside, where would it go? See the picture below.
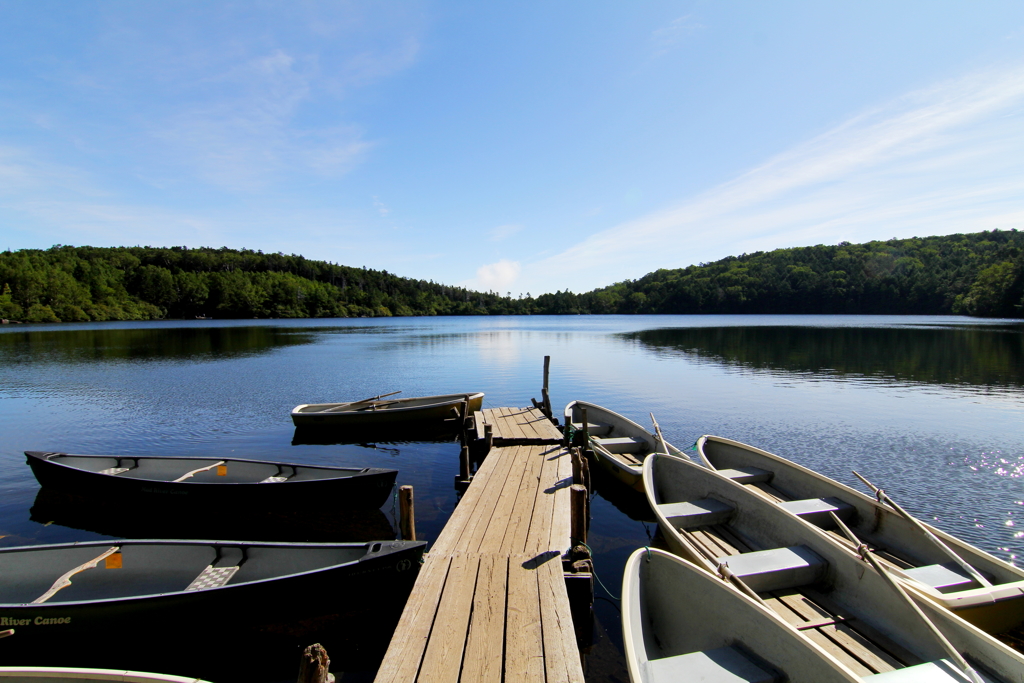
[0,246,536,322]
[1,231,1022,322]
[539,230,1024,318]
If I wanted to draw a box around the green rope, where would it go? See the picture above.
[582,543,620,601]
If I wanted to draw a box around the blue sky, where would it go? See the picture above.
[3,2,1024,296]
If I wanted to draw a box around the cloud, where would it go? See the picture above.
[524,62,1024,293]
[651,15,704,56]
[373,196,391,217]
[489,224,521,241]
[476,259,521,290]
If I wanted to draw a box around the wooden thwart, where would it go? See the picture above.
[374,440,582,682]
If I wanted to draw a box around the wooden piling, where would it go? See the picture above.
[542,355,552,419]
[399,485,416,542]
[570,484,587,548]
[297,643,334,683]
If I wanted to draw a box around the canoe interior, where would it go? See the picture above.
[699,436,1024,591]
[0,542,372,605]
[40,454,369,485]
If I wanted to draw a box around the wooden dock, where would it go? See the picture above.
[374,407,585,683]
[475,406,565,446]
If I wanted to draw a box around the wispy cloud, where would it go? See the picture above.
[476,259,521,290]
[372,196,391,217]
[525,62,1024,293]
[651,15,704,56]
[489,224,521,241]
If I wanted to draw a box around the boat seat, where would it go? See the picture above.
[185,565,240,592]
[716,467,773,484]
[902,563,975,592]
[778,497,855,528]
[716,546,827,593]
[593,436,646,454]
[659,498,735,529]
[572,421,613,437]
[866,659,998,682]
[646,646,779,683]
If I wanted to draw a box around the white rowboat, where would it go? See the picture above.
[697,434,1024,634]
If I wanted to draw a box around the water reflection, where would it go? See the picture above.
[622,324,1024,388]
[0,325,319,364]
[28,487,396,542]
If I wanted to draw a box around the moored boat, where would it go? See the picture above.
[0,667,212,683]
[623,547,860,683]
[697,434,1024,634]
[291,392,483,428]
[0,539,425,654]
[644,452,1024,680]
[26,452,397,510]
[563,401,687,491]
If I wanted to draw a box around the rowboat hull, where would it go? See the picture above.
[0,667,213,683]
[0,539,425,658]
[623,547,860,683]
[26,452,396,510]
[291,393,484,427]
[644,453,1024,681]
[697,434,1024,634]
[563,401,687,492]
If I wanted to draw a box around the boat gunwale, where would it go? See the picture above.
[25,451,396,487]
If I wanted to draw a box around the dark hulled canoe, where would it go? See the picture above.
[0,539,425,654]
[26,452,397,510]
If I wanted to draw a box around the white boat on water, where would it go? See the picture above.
[623,546,862,683]
[697,434,1024,634]
[0,667,210,683]
[563,401,687,491]
[644,452,1024,682]
[291,392,483,428]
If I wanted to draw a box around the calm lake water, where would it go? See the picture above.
[1,314,1022,681]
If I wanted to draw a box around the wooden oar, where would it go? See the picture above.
[0,628,13,639]
[852,470,992,589]
[650,413,669,455]
[323,391,402,412]
[830,512,984,683]
[33,547,121,604]
[173,461,226,483]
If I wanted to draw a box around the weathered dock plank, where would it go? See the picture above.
[373,439,581,682]
[478,406,563,445]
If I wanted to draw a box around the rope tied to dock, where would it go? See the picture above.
[582,542,620,601]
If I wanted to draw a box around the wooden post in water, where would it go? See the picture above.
[297,643,334,683]
[542,355,552,419]
[399,485,416,541]
[571,447,583,485]
[571,484,588,548]
[455,442,472,491]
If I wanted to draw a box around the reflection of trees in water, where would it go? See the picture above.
[0,326,317,363]
[622,325,1024,388]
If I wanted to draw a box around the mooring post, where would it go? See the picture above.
[542,355,552,419]
[483,422,493,452]
[297,643,334,683]
[399,485,416,541]
[571,447,583,485]
[571,484,588,547]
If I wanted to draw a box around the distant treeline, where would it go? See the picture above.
[542,230,1024,318]
[1,232,1022,322]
